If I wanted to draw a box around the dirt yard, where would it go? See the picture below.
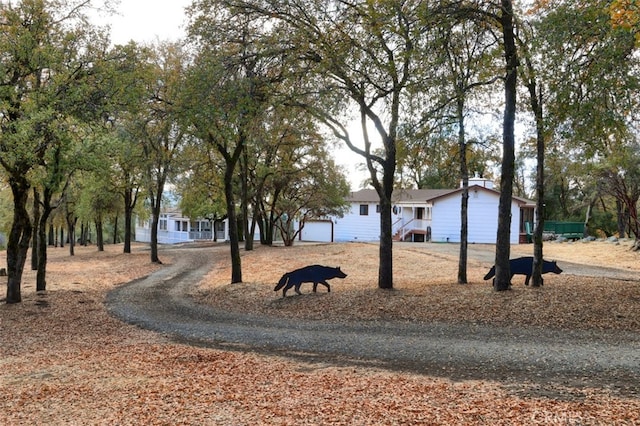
[198,240,640,331]
[1,240,640,424]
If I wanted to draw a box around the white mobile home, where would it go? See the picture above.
[135,209,228,244]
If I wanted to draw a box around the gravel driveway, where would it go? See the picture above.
[107,244,640,399]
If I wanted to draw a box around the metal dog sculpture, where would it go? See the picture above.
[484,256,562,286]
[274,265,347,297]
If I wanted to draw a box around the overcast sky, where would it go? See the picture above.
[99,0,192,45]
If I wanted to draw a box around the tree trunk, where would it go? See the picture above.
[584,196,598,239]
[526,65,545,287]
[616,200,627,238]
[150,207,161,263]
[241,148,253,251]
[225,167,242,283]
[378,193,393,289]
[249,216,258,247]
[626,194,640,240]
[36,190,54,292]
[150,188,164,264]
[494,0,518,292]
[66,212,76,257]
[31,188,41,271]
[266,211,276,245]
[48,222,55,246]
[96,218,104,251]
[149,165,168,264]
[36,211,49,291]
[261,211,276,246]
[259,194,279,246]
[113,215,119,245]
[254,181,270,246]
[5,177,33,304]
[375,156,395,290]
[79,222,86,246]
[457,98,469,284]
[123,188,134,254]
[257,214,267,245]
[83,222,90,246]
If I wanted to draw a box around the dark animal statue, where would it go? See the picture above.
[483,256,562,286]
[274,265,347,297]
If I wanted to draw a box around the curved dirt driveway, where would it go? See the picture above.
[107,245,640,398]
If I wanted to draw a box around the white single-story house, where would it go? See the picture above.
[333,177,535,245]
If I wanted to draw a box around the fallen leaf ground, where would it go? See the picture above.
[199,240,640,331]
[1,241,640,425]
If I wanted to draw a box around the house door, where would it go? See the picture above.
[416,207,425,220]
[215,221,226,240]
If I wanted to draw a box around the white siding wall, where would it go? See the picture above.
[430,195,463,243]
[135,227,151,243]
[431,190,521,244]
[334,203,381,242]
[135,227,194,244]
[135,217,193,244]
[468,191,501,244]
[158,229,193,244]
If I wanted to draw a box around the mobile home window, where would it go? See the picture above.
[175,221,188,232]
[359,204,369,215]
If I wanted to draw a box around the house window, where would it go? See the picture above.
[159,219,167,231]
[359,204,369,215]
[175,221,181,232]
[376,204,381,213]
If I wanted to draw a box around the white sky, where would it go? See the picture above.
[98,0,192,45]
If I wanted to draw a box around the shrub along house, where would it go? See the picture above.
[332,177,535,244]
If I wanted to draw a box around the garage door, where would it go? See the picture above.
[300,221,333,242]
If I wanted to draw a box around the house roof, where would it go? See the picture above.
[347,187,535,207]
[161,207,184,217]
[425,185,535,207]
[347,188,453,203]
[346,189,380,203]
